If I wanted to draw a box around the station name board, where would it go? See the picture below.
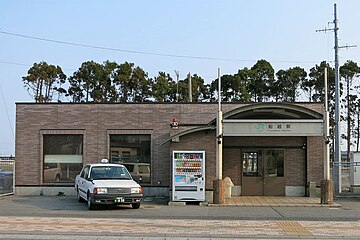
[223,120,323,137]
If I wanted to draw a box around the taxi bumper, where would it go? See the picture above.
[89,193,143,205]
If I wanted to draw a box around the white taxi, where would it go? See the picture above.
[75,159,143,210]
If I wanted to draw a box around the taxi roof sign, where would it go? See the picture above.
[100,158,109,164]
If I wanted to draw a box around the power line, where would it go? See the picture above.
[0,60,76,72]
[0,60,29,67]
[0,84,15,142]
[0,30,318,64]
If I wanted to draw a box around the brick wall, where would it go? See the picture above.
[15,103,233,187]
[307,136,324,186]
[223,136,307,187]
[223,149,241,186]
[170,130,216,189]
[285,148,306,186]
[15,102,323,190]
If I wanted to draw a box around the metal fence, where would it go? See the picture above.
[0,160,14,196]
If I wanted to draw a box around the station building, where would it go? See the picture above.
[15,102,324,200]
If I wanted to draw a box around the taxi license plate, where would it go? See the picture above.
[114,197,124,203]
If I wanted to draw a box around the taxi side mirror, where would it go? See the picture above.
[137,176,143,184]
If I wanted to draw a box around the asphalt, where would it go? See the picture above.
[0,195,359,221]
[0,195,358,239]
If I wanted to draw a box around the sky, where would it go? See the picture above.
[1,1,360,155]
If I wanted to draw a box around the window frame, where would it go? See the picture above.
[108,133,152,184]
[41,132,84,184]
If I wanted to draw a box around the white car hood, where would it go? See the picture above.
[93,179,140,188]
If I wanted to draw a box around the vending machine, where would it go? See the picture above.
[172,150,205,202]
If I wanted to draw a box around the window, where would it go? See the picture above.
[90,166,132,180]
[43,134,83,183]
[242,149,284,178]
[110,135,151,183]
[138,165,149,174]
[80,165,90,179]
[122,164,134,172]
[265,150,284,177]
[242,152,261,176]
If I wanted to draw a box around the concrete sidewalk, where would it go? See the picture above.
[211,196,341,207]
[168,196,342,207]
[0,215,358,239]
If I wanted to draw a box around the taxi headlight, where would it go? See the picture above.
[94,187,107,195]
[131,187,142,194]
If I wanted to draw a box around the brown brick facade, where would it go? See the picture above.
[170,130,216,189]
[307,136,324,186]
[16,103,235,187]
[223,149,242,186]
[221,137,307,188]
[15,102,324,196]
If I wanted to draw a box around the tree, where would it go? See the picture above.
[177,74,209,102]
[22,61,66,102]
[275,67,307,102]
[100,60,119,102]
[214,74,239,102]
[152,72,176,102]
[297,61,337,159]
[113,62,150,102]
[234,67,252,102]
[113,62,133,102]
[68,61,101,102]
[67,74,85,102]
[131,66,151,102]
[191,74,210,102]
[249,59,275,102]
[340,60,360,160]
[67,60,119,102]
[354,99,360,152]
[302,61,335,102]
[209,70,251,103]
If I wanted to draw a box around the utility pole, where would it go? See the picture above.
[324,67,330,182]
[216,68,223,181]
[333,3,342,194]
[321,67,333,204]
[316,3,356,194]
[188,73,192,102]
[213,68,224,204]
[174,70,179,102]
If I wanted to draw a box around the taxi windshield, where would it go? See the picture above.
[90,166,132,180]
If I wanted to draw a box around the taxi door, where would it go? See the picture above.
[77,165,90,199]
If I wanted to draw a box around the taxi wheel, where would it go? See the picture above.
[132,203,140,209]
[87,195,96,210]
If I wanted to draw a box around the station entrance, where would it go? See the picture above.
[241,148,285,196]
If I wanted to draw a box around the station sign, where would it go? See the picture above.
[223,119,323,136]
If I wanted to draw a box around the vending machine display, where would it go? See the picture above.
[172,151,205,201]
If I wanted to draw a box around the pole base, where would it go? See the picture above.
[320,179,334,204]
[213,179,225,204]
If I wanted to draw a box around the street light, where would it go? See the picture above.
[174,70,179,102]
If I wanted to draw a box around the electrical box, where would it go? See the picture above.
[350,152,360,186]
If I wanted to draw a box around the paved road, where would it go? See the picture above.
[0,195,359,221]
[0,195,359,239]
